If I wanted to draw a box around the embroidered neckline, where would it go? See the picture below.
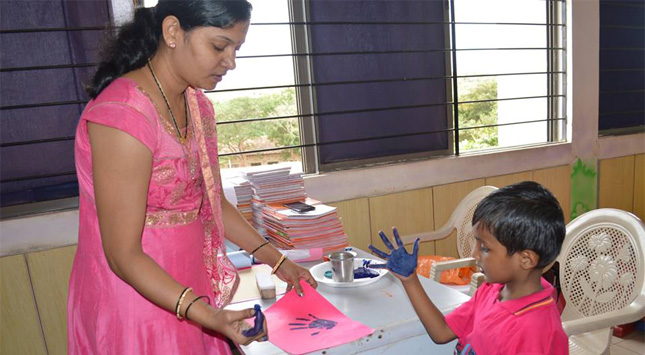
[135,85,193,146]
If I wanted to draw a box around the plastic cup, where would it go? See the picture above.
[329,251,355,282]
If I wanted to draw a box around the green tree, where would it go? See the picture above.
[458,79,498,151]
[264,89,301,160]
[211,88,299,166]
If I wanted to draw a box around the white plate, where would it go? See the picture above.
[310,258,388,288]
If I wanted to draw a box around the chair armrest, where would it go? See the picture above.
[401,227,456,245]
[429,257,476,283]
[562,299,645,336]
[469,272,485,296]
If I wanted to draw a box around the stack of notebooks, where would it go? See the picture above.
[240,166,307,238]
[262,198,349,253]
[226,176,253,224]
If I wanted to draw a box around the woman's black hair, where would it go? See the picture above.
[86,0,252,99]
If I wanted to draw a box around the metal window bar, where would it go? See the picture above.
[0,70,565,110]
[2,92,564,143]
[0,26,105,34]
[220,117,568,158]
[1,115,567,184]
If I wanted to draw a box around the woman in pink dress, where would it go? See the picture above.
[67,1,316,353]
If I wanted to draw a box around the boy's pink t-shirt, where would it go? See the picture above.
[445,278,568,355]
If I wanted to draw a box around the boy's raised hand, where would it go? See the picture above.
[368,227,420,277]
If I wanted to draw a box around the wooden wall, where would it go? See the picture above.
[1,154,643,354]
[1,246,76,355]
[332,164,574,254]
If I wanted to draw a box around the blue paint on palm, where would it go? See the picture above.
[242,304,265,337]
[368,227,419,277]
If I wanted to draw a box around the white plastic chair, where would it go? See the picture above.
[400,186,498,295]
[559,208,645,355]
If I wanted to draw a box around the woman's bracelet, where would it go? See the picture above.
[175,287,192,320]
[184,295,211,321]
[271,254,288,275]
[250,241,270,255]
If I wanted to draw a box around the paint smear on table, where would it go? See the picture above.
[265,280,374,354]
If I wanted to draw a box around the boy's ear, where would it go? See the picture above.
[519,250,539,270]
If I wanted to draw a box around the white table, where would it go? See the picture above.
[226,248,471,354]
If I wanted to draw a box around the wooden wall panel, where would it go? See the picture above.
[632,154,645,221]
[485,171,533,188]
[26,245,77,355]
[634,154,645,221]
[328,198,371,251]
[599,155,635,211]
[368,188,435,256]
[0,255,47,355]
[533,165,572,223]
[432,179,486,258]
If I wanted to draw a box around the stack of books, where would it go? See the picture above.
[261,198,349,253]
[240,166,306,237]
[226,176,253,224]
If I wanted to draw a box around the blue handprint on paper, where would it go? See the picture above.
[368,227,419,277]
[289,313,337,336]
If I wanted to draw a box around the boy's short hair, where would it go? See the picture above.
[472,181,566,268]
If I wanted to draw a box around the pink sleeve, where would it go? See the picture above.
[444,289,478,338]
[83,102,158,152]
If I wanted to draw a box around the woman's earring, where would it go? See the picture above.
[169,43,176,49]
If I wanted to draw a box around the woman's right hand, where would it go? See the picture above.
[207,307,268,346]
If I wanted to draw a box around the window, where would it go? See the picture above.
[208,0,302,176]
[213,0,567,174]
[598,0,644,135]
[0,0,567,211]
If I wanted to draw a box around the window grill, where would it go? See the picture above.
[1,0,567,209]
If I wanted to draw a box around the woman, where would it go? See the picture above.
[67,1,316,353]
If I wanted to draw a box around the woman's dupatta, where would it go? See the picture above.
[187,87,239,307]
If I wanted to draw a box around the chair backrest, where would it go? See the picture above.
[558,208,645,323]
[401,185,497,258]
[452,186,498,258]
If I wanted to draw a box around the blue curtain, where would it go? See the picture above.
[598,0,645,131]
[308,0,449,165]
[0,0,111,206]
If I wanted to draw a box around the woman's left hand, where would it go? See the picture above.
[274,259,317,296]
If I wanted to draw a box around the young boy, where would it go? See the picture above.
[369,181,568,354]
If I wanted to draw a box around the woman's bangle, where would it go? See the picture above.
[250,241,270,255]
[184,295,211,321]
[175,287,192,320]
[271,254,288,275]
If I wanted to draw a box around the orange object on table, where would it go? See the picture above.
[416,256,476,285]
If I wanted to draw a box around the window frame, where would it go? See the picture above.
[287,0,567,174]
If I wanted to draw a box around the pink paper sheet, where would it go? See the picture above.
[264,280,374,354]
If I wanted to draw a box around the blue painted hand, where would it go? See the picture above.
[242,304,265,338]
[368,227,420,277]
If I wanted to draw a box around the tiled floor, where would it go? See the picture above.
[611,330,645,354]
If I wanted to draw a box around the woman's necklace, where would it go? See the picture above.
[146,59,188,144]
